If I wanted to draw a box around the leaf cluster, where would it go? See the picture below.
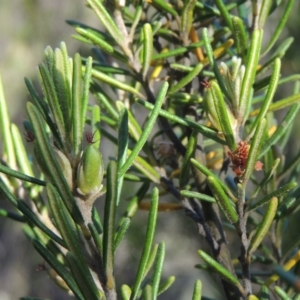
[1,0,300,299]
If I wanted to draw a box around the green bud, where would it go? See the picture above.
[77,145,104,196]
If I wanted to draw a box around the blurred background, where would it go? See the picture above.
[0,1,300,299]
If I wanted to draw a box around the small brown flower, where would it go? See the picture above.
[200,79,211,89]
[228,141,263,177]
[228,141,250,177]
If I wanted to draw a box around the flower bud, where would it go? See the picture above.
[77,145,104,196]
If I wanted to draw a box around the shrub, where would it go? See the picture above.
[1,0,300,299]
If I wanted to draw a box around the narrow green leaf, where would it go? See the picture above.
[203,82,220,131]
[136,98,226,145]
[275,197,296,220]
[0,163,46,186]
[130,187,159,300]
[67,20,114,42]
[81,56,93,132]
[116,102,129,169]
[127,107,142,142]
[119,82,168,177]
[207,176,238,224]
[91,69,144,99]
[210,81,236,149]
[258,0,273,28]
[239,29,263,124]
[248,197,278,255]
[294,294,300,300]
[11,124,34,178]
[260,103,300,157]
[170,64,194,73]
[121,285,132,300]
[169,91,202,104]
[59,42,72,105]
[0,74,16,168]
[279,150,300,181]
[91,104,101,149]
[198,250,242,288]
[87,0,124,45]
[181,0,197,44]
[0,179,66,246]
[22,224,36,240]
[142,24,153,79]
[249,59,281,137]
[273,265,300,290]
[192,280,202,300]
[91,208,102,235]
[26,103,84,224]
[118,182,150,227]
[53,47,71,136]
[93,64,132,76]
[232,16,247,59]
[71,53,83,155]
[116,102,128,205]
[76,28,114,53]
[248,182,297,211]
[103,161,118,290]
[0,178,20,209]
[38,62,66,139]
[91,82,119,120]
[44,46,54,72]
[114,217,130,253]
[65,251,100,300]
[72,34,93,45]
[258,285,270,300]
[144,285,152,300]
[0,208,25,222]
[168,63,203,94]
[17,200,66,247]
[152,242,165,300]
[46,183,85,256]
[214,0,233,30]
[157,276,175,295]
[259,104,300,158]
[242,118,266,184]
[144,244,158,280]
[250,93,300,116]
[274,285,291,300]
[25,78,63,148]
[257,37,293,77]
[152,41,207,61]
[151,0,178,17]
[191,158,236,201]
[32,239,84,300]
[129,6,143,41]
[88,222,103,256]
[262,0,295,56]
[202,28,230,100]
[180,130,197,187]
[180,190,216,203]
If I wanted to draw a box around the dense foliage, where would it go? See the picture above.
[1,0,300,299]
